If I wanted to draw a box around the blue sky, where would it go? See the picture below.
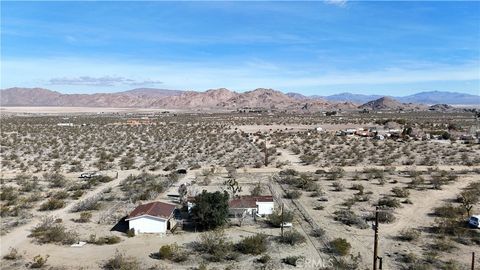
[1,1,479,96]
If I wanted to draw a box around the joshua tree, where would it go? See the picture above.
[459,190,476,217]
[224,178,242,198]
[178,184,188,205]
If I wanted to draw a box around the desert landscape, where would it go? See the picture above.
[0,101,479,269]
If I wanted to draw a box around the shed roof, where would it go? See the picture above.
[127,201,176,220]
[229,196,274,209]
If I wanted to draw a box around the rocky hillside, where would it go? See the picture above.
[3,87,473,110]
[1,87,190,107]
[359,96,426,110]
[152,88,239,108]
[0,87,339,110]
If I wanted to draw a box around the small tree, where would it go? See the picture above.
[267,209,294,227]
[191,191,229,230]
[459,190,476,217]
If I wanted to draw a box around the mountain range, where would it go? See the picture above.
[0,87,478,111]
[321,91,479,105]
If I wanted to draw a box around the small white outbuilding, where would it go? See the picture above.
[228,196,275,217]
[126,201,177,234]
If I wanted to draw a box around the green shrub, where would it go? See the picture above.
[399,228,420,241]
[236,234,268,254]
[391,187,410,198]
[157,243,188,262]
[377,197,401,208]
[75,212,92,223]
[158,244,174,260]
[126,228,135,237]
[431,238,456,252]
[282,256,304,266]
[432,204,463,218]
[0,186,18,202]
[402,252,417,264]
[279,230,306,246]
[43,172,67,188]
[29,217,78,245]
[370,209,396,224]
[195,230,233,262]
[52,191,69,200]
[3,248,20,260]
[30,255,49,268]
[71,196,100,212]
[257,254,271,264]
[267,210,294,227]
[89,235,121,245]
[333,210,368,229]
[39,198,65,211]
[103,252,140,270]
[311,228,326,238]
[351,183,364,194]
[284,190,302,199]
[330,253,362,269]
[329,238,351,256]
[332,181,344,191]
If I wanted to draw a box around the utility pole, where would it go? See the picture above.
[373,207,379,270]
[264,141,268,167]
[472,252,475,270]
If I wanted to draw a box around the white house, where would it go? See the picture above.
[126,201,177,234]
[228,196,274,217]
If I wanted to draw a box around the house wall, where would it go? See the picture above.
[256,202,274,215]
[229,207,255,216]
[129,216,167,234]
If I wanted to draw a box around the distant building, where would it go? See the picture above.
[126,117,154,126]
[338,128,356,136]
[126,201,177,234]
[228,196,274,216]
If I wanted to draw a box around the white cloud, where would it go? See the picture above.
[2,57,479,94]
[48,76,162,87]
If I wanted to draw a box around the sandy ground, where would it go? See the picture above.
[0,106,180,114]
[0,170,138,257]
